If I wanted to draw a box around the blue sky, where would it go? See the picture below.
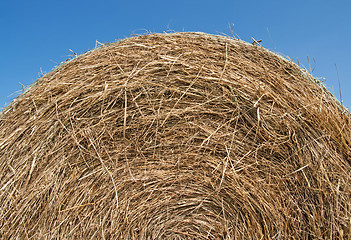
[1,0,350,110]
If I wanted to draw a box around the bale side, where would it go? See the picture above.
[0,32,350,239]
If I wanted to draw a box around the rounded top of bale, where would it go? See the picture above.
[1,32,350,239]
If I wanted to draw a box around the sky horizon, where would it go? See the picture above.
[1,0,350,111]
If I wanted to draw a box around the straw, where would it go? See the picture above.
[0,32,350,239]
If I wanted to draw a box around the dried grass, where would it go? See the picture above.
[0,32,350,239]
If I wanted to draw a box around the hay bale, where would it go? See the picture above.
[0,32,350,239]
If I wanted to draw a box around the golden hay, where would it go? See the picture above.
[0,32,350,239]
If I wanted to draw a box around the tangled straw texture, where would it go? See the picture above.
[0,32,350,239]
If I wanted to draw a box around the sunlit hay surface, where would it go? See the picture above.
[0,32,350,239]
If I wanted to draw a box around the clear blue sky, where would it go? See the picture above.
[1,0,350,110]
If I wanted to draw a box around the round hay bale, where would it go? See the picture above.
[0,32,350,239]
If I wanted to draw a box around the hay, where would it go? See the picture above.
[0,32,350,239]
